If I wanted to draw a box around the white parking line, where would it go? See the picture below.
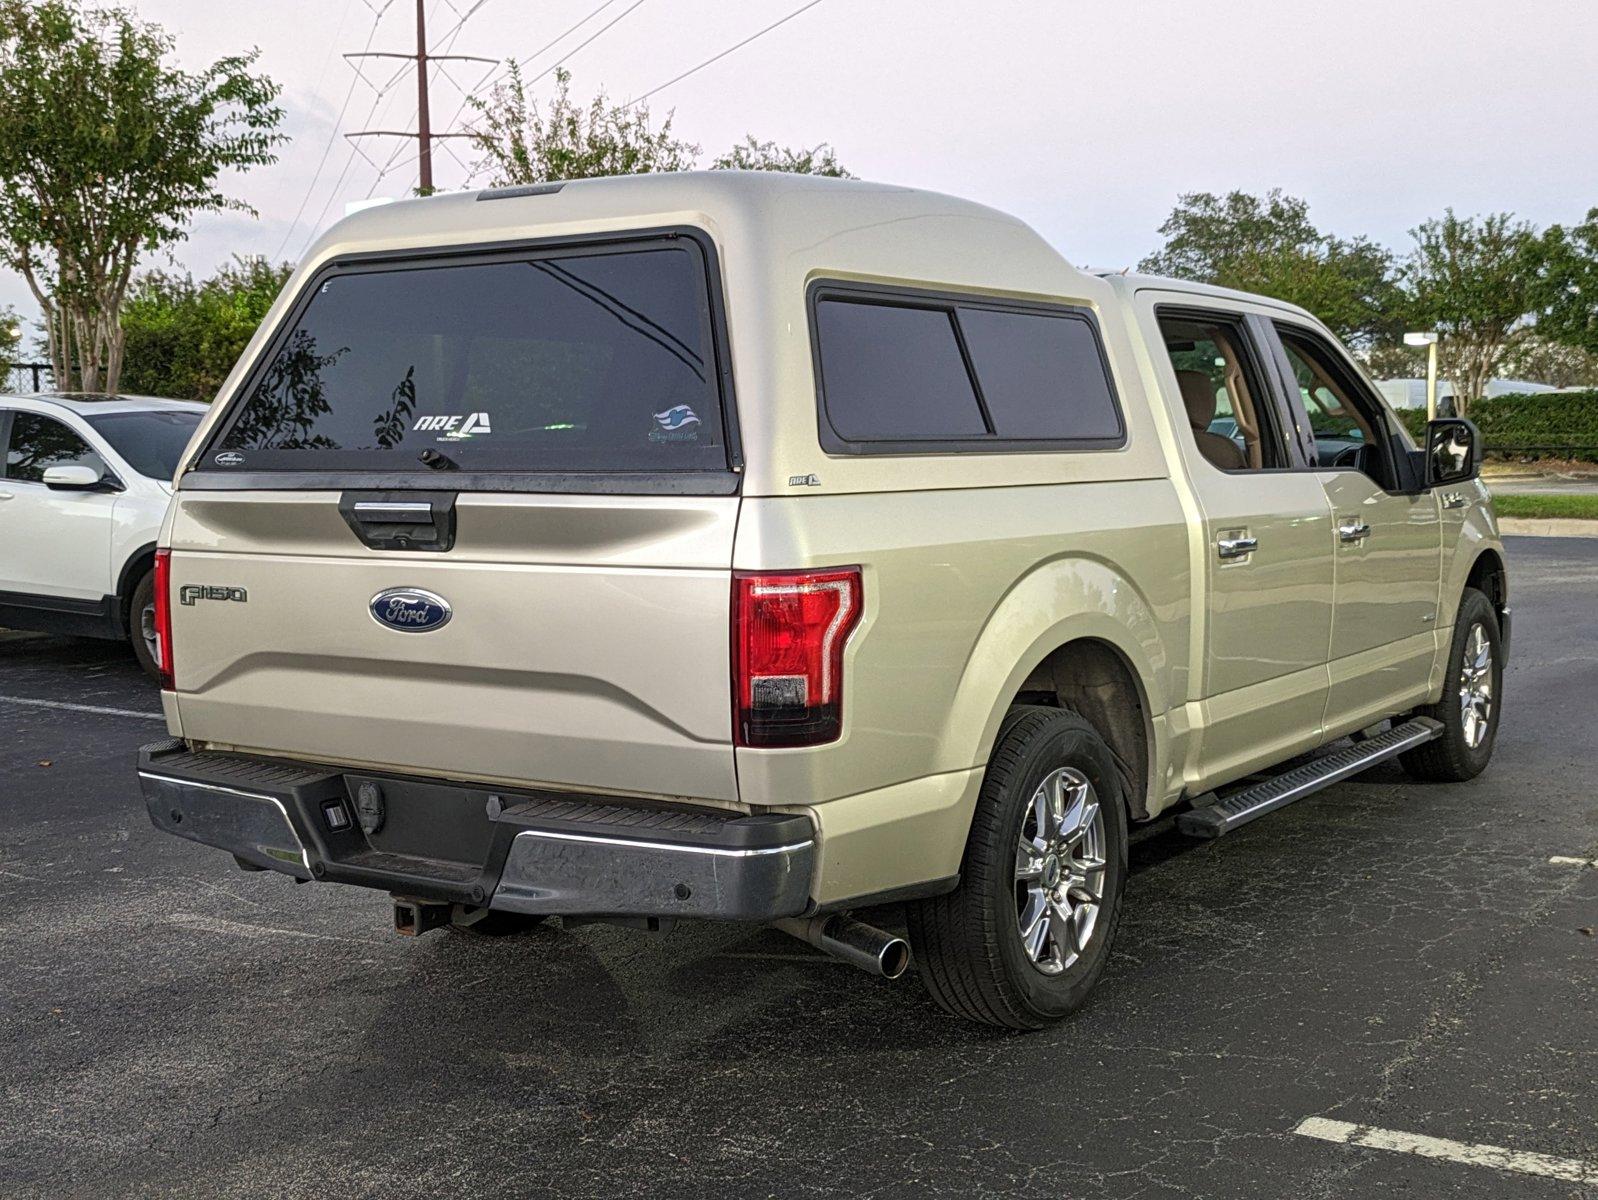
[167,912,382,946]
[1294,1117,1598,1185]
[0,693,163,721]
[1549,855,1597,868]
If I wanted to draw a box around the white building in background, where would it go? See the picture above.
[1375,377,1559,411]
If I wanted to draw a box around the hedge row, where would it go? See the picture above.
[1392,391,1598,461]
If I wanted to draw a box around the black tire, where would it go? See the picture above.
[128,570,160,681]
[1400,587,1502,782]
[906,706,1129,1030]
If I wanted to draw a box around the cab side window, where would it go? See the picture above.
[811,287,1124,454]
[1157,313,1286,472]
[5,412,107,483]
[1275,326,1394,488]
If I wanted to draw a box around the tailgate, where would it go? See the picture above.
[166,491,739,801]
[163,230,743,803]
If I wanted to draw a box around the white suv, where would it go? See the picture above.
[0,392,204,677]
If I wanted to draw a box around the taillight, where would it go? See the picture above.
[733,567,863,748]
[153,549,174,690]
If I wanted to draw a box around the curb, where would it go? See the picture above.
[1498,517,1598,539]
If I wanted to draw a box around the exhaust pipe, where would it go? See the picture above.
[773,914,911,979]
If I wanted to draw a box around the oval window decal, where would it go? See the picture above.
[369,587,452,633]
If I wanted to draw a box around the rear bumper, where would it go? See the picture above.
[139,741,814,922]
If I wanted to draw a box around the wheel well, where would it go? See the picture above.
[1465,549,1507,623]
[1010,638,1151,820]
[116,544,157,634]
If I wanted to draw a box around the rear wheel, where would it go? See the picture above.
[1400,587,1502,782]
[128,570,160,681]
[906,706,1128,1030]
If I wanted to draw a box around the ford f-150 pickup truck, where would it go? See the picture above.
[140,173,1506,1028]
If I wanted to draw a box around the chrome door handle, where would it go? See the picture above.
[1338,521,1371,543]
[1217,535,1258,560]
[0,491,13,501]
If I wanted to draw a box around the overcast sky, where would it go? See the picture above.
[5,0,1597,337]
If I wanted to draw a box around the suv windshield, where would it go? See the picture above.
[210,239,729,476]
[85,410,203,479]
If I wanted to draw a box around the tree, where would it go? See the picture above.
[0,1,283,395]
[1401,210,1541,414]
[711,136,852,178]
[1534,207,1598,358]
[120,256,293,401]
[1500,335,1598,390]
[1139,190,1402,347]
[468,66,851,186]
[468,65,699,187]
[0,305,19,373]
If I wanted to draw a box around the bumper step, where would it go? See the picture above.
[1176,717,1444,839]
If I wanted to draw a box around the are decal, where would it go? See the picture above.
[413,412,493,441]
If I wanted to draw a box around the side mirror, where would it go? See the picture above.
[42,464,104,490]
[1424,418,1481,488]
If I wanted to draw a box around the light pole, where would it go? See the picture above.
[1405,331,1441,420]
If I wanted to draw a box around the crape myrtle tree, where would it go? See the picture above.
[1139,189,1404,349]
[1401,210,1542,415]
[0,0,283,394]
[467,65,850,186]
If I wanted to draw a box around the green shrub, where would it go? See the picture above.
[121,257,293,402]
[1392,391,1598,461]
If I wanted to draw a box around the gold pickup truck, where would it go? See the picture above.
[140,173,1507,1028]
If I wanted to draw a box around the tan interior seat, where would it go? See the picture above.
[1176,370,1247,471]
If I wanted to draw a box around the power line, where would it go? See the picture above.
[520,0,646,74]
[629,0,826,107]
[345,0,492,193]
[392,0,645,188]
[429,0,491,53]
[297,49,409,258]
[272,0,392,260]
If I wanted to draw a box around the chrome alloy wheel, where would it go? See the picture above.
[1459,621,1494,750]
[140,601,160,669]
[1014,766,1107,975]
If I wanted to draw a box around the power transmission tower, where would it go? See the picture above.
[345,0,492,193]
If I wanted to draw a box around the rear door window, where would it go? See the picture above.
[210,239,729,476]
[811,287,1123,453]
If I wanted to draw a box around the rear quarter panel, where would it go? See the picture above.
[733,480,1190,809]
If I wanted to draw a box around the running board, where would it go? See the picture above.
[1176,717,1444,839]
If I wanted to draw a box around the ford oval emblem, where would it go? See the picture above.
[369,587,452,633]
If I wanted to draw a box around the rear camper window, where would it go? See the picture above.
[210,239,730,476]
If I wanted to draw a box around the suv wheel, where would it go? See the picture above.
[1400,586,1502,782]
[906,706,1128,1029]
[129,570,160,681]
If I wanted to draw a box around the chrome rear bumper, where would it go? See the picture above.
[138,741,814,921]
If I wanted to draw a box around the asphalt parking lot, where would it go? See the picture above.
[1,535,1594,1199]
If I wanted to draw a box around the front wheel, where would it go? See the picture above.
[906,706,1128,1030]
[1400,586,1502,782]
[128,570,160,681]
